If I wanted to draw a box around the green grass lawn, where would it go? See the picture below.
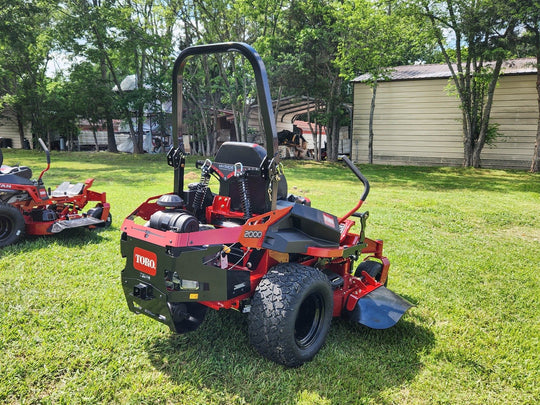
[1,149,539,404]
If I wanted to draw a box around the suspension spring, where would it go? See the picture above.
[234,162,251,220]
[193,159,212,213]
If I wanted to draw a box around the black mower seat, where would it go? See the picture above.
[213,142,288,214]
[0,165,33,179]
[214,141,268,167]
[51,182,85,197]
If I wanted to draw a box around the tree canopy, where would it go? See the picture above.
[0,0,538,169]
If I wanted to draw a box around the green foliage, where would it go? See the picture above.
[53,0,180,153]
[0,150,539,403]
[485,122,503,145]
[415,0,520,167]
[0,0,58,142]
[1,0,538,165]
[260,0,350,161]
[445,65,505,146]
[335,0,437,82]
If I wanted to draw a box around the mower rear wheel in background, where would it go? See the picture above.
[100,213,112,228]
[355,260,386,286]
[0,203,25,247]
[248,263,333,367]
[87,206,112,228]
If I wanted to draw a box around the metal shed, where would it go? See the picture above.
[352,59,538,169]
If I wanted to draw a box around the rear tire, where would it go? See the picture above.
[248,263,333,367]
[88,206,112,228]
[0,203,25,247]
[101,213,112,228]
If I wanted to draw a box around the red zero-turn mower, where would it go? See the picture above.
[0,139,111,247]
[121,43,413,367]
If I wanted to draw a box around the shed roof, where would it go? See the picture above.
[352,58,537,82]
[252,96,327,123]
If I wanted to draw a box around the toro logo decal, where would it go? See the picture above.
[133,247,157,276]
[322,213,336,228]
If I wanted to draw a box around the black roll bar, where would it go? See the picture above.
[171,42,279,204]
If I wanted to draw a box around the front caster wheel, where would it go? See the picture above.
[355,260,387,286]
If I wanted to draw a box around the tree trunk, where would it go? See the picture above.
[101,58,117,153]
[462,109,473,167]
[194,100,209,154]
[106,114,118,153]
[92,127,99,152]
[325,104,334,160]
[472,59,504,168]
[326,76,341,162]
[315,124,323,160]
[210,110,218,156]
[368,81,377,164]
[232,105,243,142]
[134,110,144,154]
[331,116,339,161]
[133,50,146,155]
[16,109,26,149]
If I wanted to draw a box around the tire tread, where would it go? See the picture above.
[248,263,332,367]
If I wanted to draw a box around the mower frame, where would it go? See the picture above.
[121,42,412,367]
[0,139,111,247]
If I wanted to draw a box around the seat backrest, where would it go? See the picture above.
[213,142,287,214]
[214,142,267,166]
[0,165,33,179]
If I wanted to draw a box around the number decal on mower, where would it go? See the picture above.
[243,230,262,239]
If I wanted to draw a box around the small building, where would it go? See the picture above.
[0,108,30,149]
[351,59,538,169]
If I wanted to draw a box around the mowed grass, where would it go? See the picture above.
[1,149,539,404]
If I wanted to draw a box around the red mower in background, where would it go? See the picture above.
[0,139,111,247]
[121,43,413,367]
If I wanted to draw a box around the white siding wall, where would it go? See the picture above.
[482,75,538,167]
[0,110,27,149]
[352,74,538,169]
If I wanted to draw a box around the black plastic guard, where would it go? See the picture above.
[348,286,413,329]
[262,203,341,253]
[122,280,207,334]
[120,234,251,333]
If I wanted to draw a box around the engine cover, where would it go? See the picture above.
[149,210,199,233]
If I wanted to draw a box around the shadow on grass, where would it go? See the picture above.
[290,163,539,194]
[145,309,434,403]
[366,166,539,193]
[0,227,111,257]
